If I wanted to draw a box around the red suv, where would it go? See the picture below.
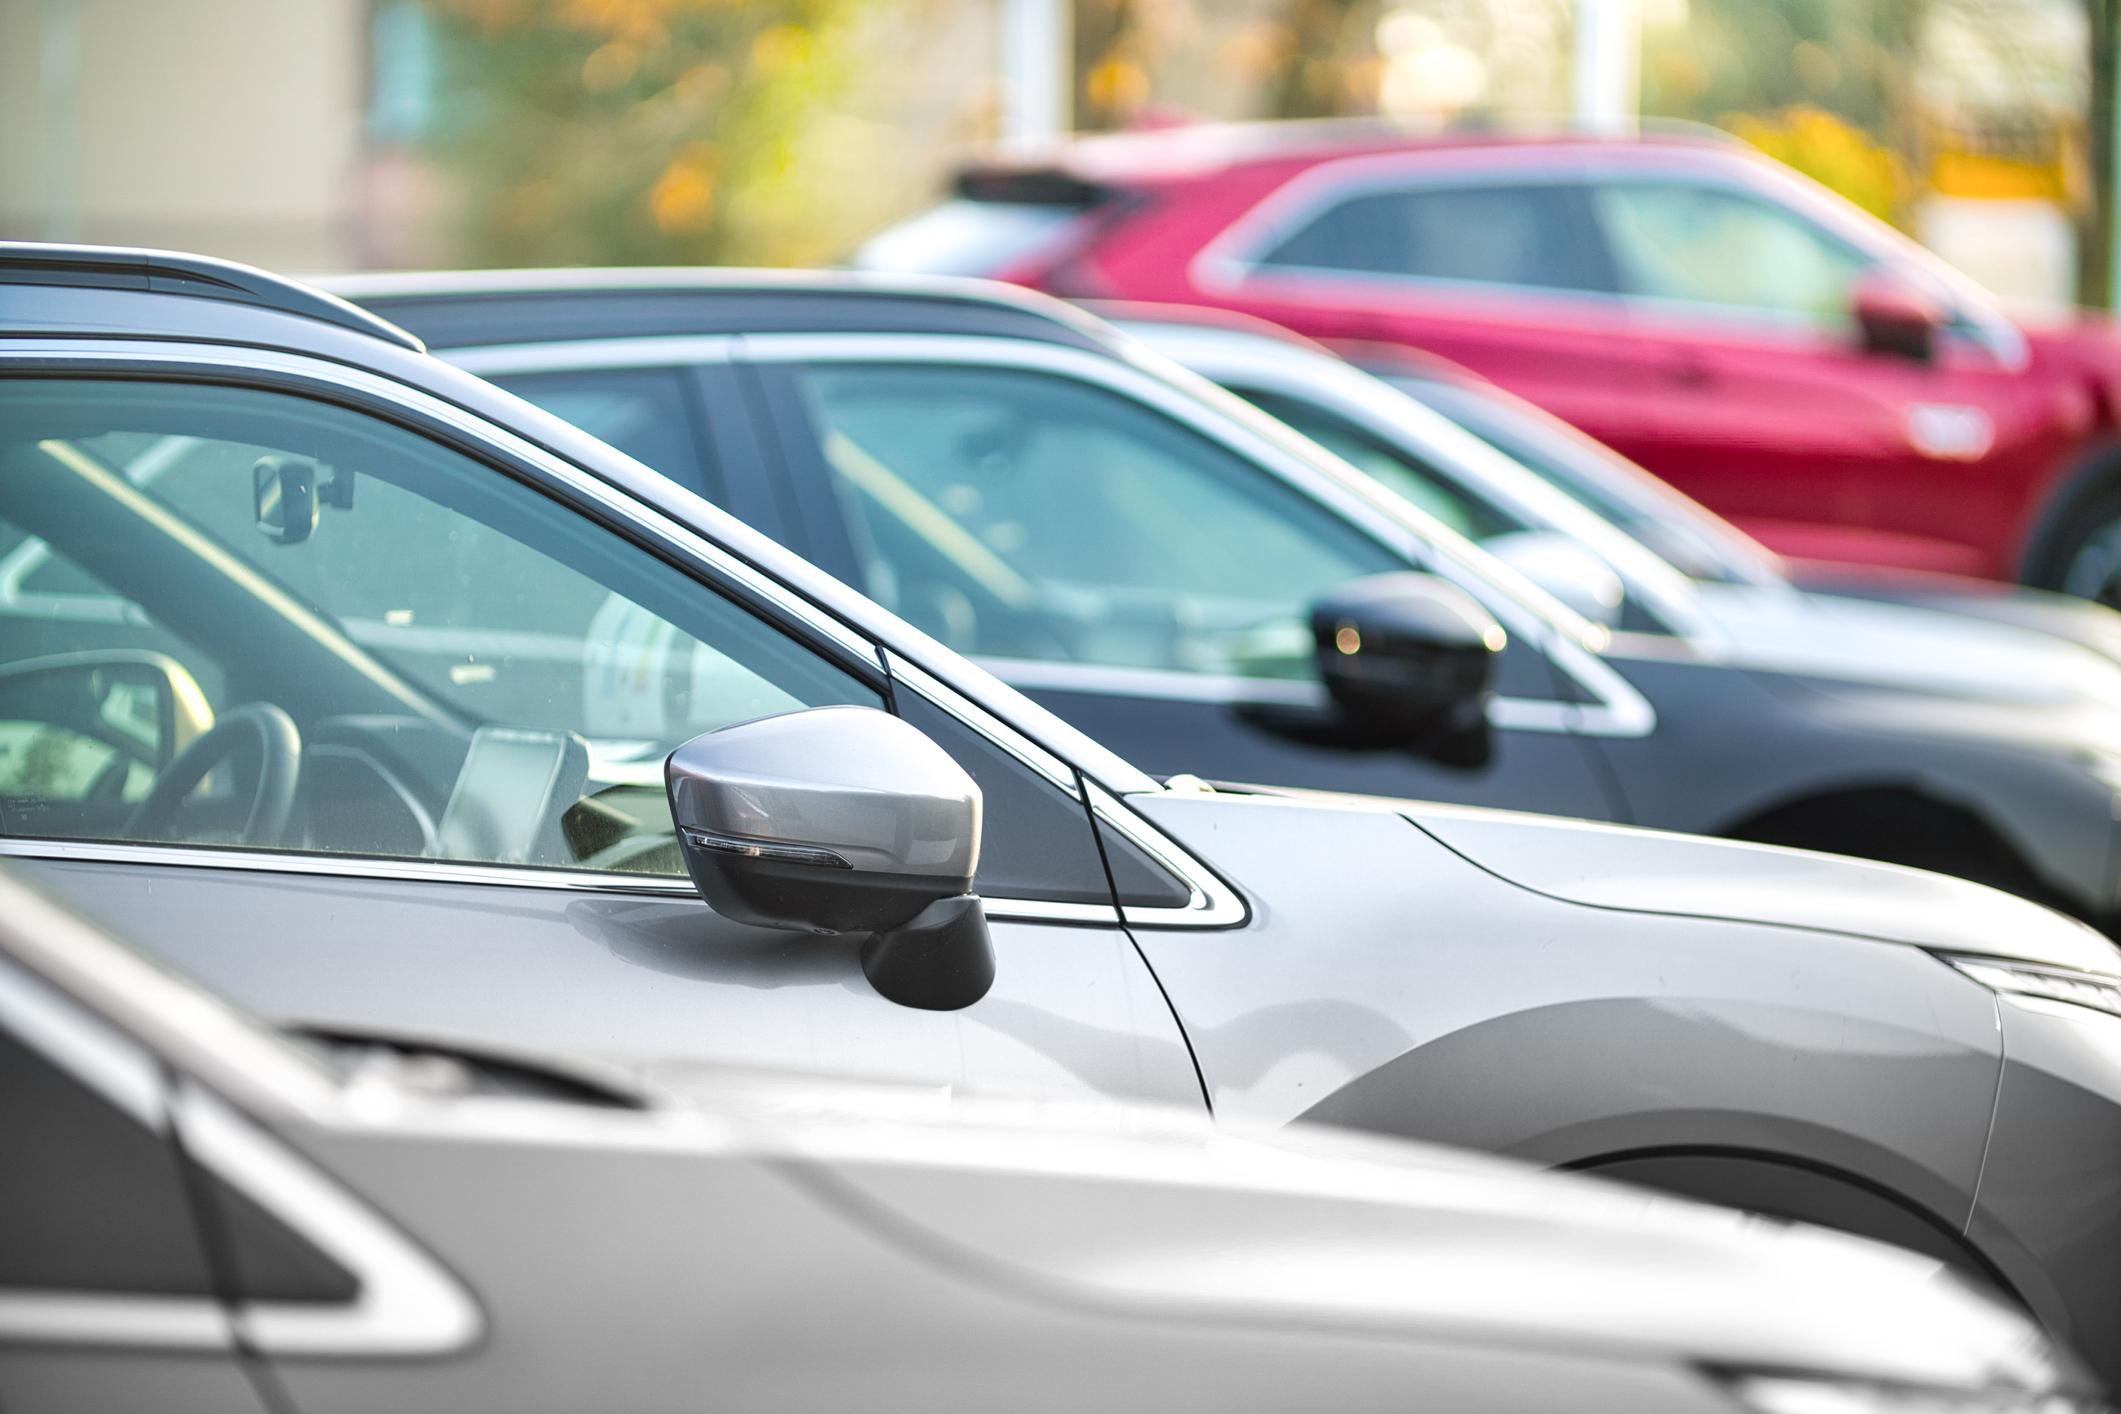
[859,123,2121,600]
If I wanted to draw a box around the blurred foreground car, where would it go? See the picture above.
[18,870,2087,1414]
[12,247,2121,1379]
[343,270,2121,931]
[861,122,2121,597]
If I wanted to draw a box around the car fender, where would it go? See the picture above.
[1126,792,2004,1233]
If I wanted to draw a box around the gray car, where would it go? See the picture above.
[7,245,2121,1382]
[1,866,2092,1414]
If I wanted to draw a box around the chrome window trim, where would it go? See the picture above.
[733,332,1653,740]
[0,835,1211,926]
[982,656,1643,738]
[0,955,481,1356]
[445,335,740,376]
[1084,778,1247,928]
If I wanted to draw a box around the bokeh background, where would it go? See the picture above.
[0,0,2107,309]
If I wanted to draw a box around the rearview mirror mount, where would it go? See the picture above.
[253,455,320,545]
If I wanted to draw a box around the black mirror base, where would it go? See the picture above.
[861,894,995,1011]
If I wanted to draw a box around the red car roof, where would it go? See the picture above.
[964,118,1735,190]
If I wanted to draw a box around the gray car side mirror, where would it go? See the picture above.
[664,706,994,1011]
[1310,572,1500,764]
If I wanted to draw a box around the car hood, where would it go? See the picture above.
[1405,797,2121,974]
[1691,581,2121,711]
[636,1063,2068,1392]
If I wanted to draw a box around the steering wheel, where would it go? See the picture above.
[126,703,302,847]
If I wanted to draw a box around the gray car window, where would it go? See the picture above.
[1593,182,1870,321]
[0,379,881,874]
[1257,182,1615,292]
[790,362,1405,682]
[1233,386,1521,542]
[492,367,699,486]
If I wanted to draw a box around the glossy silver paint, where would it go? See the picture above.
[667,706,982,879]
[10,266,2121,1387]
[0,867,2087,1413]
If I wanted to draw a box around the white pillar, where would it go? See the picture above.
[1001,0,1070,147]
[1573,0,1640,135]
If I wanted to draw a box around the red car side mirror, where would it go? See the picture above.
[1851,272,1945,363]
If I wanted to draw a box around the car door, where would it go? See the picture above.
[1586,176,2043,578]
[1203,158,1671,457]
[734,339,1624,819]
[0,358,1203,1111]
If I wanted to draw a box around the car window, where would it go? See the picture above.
[1233,387,1521,542]
[1256,182,1615,292]
[0,1003,356,1303]
[491,367,701,488]
[0,378,881,874]
[788,362,1405,682]
[1594,182,1871,321]
[0,1024,223,1298]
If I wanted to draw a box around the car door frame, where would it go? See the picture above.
[0,339,1242,933]
[725,332,1654,743]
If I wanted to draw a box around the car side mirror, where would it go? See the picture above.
[664,706,994,1011]
[1310,572,1501,763]
[1851,272,1944,363]
[1479,530,1626,627]
[0,650,213,770]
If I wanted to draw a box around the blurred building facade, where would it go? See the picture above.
[0,0,366,271]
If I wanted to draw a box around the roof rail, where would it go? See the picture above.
[0,242,425,353]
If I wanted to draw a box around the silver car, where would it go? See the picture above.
[0,866,2092,1414]
[6,245,2121,1382]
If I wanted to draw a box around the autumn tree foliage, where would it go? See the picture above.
[415,0,859,266]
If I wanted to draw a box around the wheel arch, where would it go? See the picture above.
[2017,434,2121,589]
[1565,1147,2027,1306]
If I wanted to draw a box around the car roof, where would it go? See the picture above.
[957,118,1738,189]
[324,267,1122,353]
[0,241,424,353]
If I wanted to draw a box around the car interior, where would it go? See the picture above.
[0,378,877,876]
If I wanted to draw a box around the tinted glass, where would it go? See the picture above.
[791,362,1404,681]
[0,379,880,873]
[1595,183,1870,319]
[1391,373,1749,582]
[492,367,700,486]
[1259,183,1614,292]
[0,1027,214,1296]
[1235,387,1520,542]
